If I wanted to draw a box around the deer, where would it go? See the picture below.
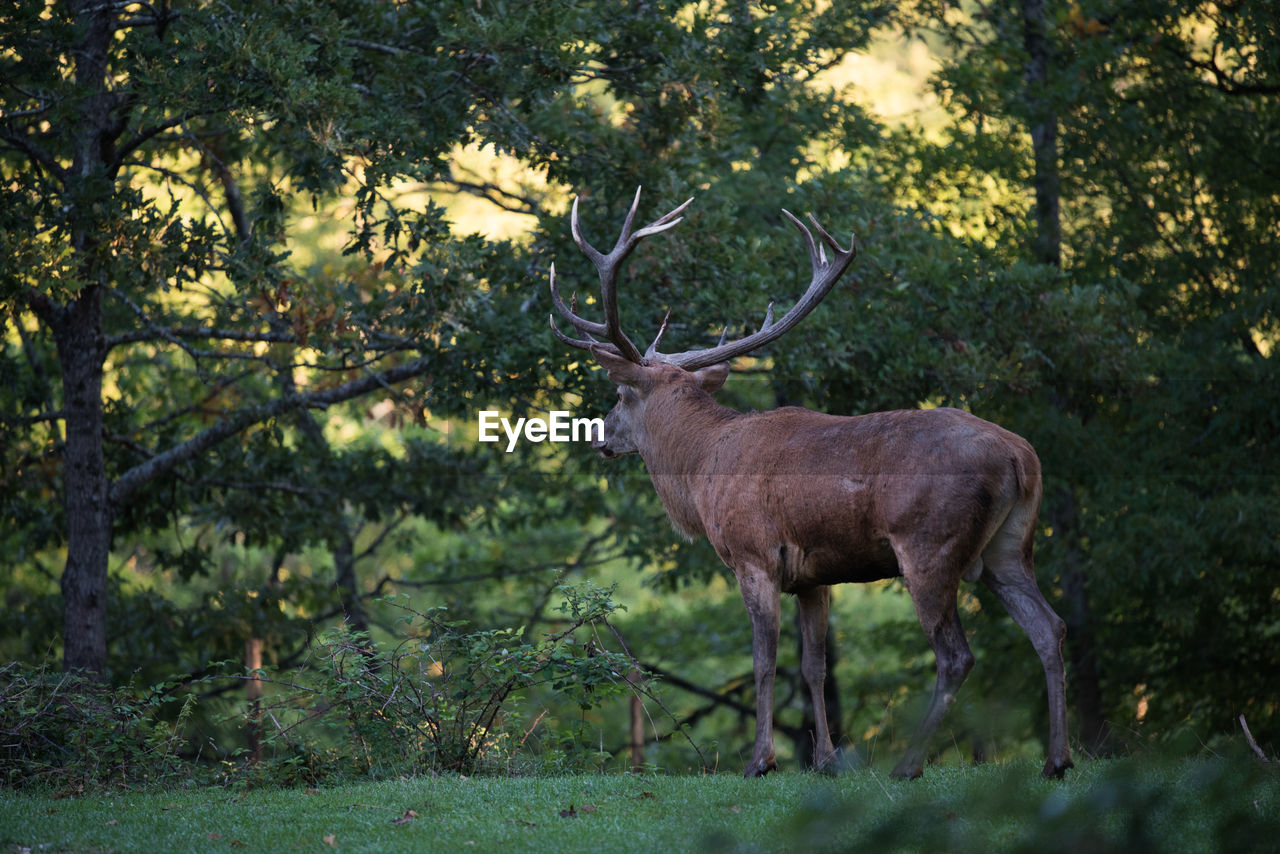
[548,188,1073,780]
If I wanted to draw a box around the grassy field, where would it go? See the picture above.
[2,757,1277,853]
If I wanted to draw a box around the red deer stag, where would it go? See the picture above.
[549,188,1073,780]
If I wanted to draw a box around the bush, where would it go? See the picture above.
[0,662,195,790]
[231,583,639,783]
[1,584,648,789]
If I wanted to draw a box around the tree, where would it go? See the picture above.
[0,0,605,677]
[894,0,1280,748]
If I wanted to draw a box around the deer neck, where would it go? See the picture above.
[634,385,739,540]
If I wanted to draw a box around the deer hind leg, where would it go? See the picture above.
[893,564,974,779]
[981,540,1074,778]
[796,585,837,771]
[737,565,781,777]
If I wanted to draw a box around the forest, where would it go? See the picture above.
[1,0,1278,790]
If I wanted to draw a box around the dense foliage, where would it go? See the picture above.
[0,585,635,788]
[899,0,1280,751]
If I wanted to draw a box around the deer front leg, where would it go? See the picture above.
[737,566,781,777]
[796,585,837,771]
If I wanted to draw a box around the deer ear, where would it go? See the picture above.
[692,362,729,393]
[591,346,645,386]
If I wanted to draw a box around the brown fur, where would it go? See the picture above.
[591,348,1073,779]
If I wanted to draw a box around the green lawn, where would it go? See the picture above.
[3,758,1277,853]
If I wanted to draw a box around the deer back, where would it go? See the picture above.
[634,388,1038,592]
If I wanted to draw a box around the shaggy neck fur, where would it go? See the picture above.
[633,382,739,540]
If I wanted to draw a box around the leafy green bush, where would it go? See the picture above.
[233,583,639,783]
[0,662,195,790]
[2,584,649,789]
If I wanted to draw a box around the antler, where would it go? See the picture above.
[550,188,856,371]
[549,187,694,363]
[651,210,856,370]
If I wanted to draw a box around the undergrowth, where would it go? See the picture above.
[0,661,194,790]
[0,583,663,790]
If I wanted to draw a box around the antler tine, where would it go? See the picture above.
[616,185,644,249]
[554,193,852,371]
[569,196,603,264]
[632,195,695,240]
[548,312,624,355]
[562,195,643,361]
[644,308,674,362]
[782,212,821,293]
[549,262,608,339]
[781,209,842,273]
[805,211,846,248]
[613,186,697,247]
[654,209,856,371]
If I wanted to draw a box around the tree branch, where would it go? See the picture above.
[107,287,289,366]
[108,355,433,506]
[111,112,197,174]
[106,325,297,349]
[440,178,539,215]
[353,513,408,563]
[0,410,65,427]
[627,660,754,719]
[1184,51,1280,97]
[194,134,252,245]
[118,157,231,236]
[1240,714,1273,762]
[23,288,62,328]
[0,130,68,182]
[337,37,425,58]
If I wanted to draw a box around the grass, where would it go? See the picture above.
[2,758,1277,853]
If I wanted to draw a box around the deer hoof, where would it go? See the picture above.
[813,748,844,776]
[1041,755,1074,779]
[890,759,924,780]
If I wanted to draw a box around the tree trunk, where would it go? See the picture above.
[628,671,646,770]
[245,637,264,764]
[1022,0,1110,754]
[53,287,112,677]
[51,1,119,678]
[333,530,371,636]
[281,363,371,638]
[1022,0,1061,268]
[1052,487,1113,754]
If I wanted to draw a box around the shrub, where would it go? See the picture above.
[1,584,647,788]
[0,662,195,790]
[236,583,639,782]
